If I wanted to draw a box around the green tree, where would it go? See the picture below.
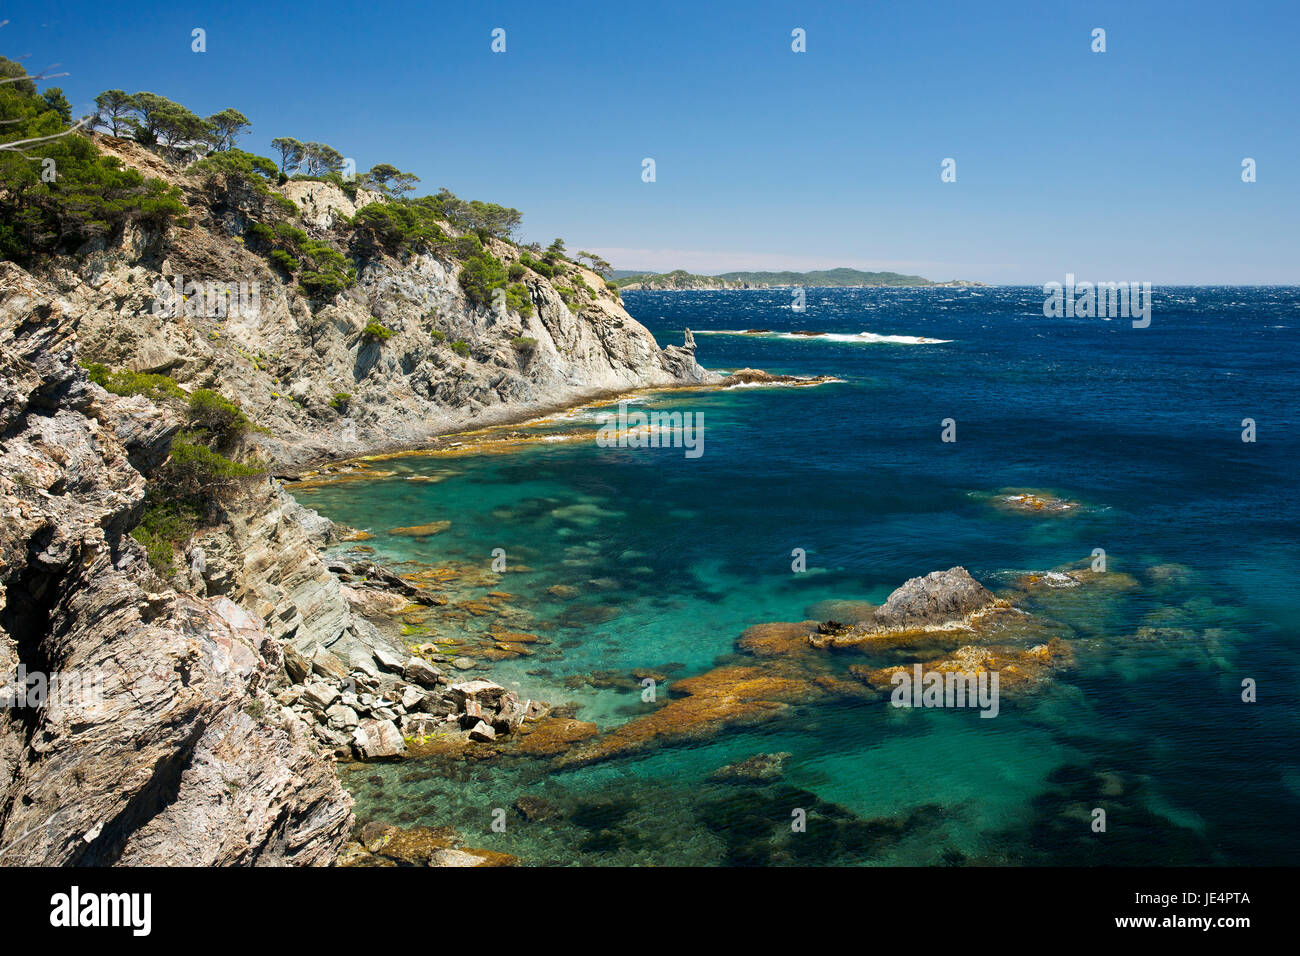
[458,251,508,308]
[127,91,176,145]
[94,89,136,136]
[464,200,522,239]
[577,250,613,276]
[205,107,250,152]
[301,141,344,177]
[270,136,304,174]
[155,102,209,151]
[361,162,419,197]
[1,64,186,261]
[41,87,72,122]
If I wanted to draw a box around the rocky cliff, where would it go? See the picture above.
[0,312,350,864]
[0,134,716,864]
[57,136,716,466]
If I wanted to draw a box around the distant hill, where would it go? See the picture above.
[613,267,984,290]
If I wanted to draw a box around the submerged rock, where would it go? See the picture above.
[988,488,1080,515]
[516,717,600,756]
[514,795,560,822]
[707,752,793,784]
[558,666,808,768]
[722,367,838,387]
[388,520,451,537]
[851,638,1074,695]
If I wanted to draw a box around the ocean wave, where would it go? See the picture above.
[694,330,952,344]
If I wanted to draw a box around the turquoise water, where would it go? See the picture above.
[300,287,1300,865]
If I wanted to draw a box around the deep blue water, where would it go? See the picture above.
[301,286,1300,865]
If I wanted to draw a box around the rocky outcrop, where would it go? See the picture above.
[33,135,719,467]
[0,313,351,865]
[279,180,381,230]
[722,368,840,388]
[809,567,1002,648]
[873,566,996,628]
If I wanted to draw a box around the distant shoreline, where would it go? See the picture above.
[622,281,986,291]
[612,268,985,291]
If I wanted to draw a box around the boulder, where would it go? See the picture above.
[325,704,359,730]
[401,714,443,737]
[352,719,406,759]
[873,566,995,628]
[372,644,407,673]
[311,645,351,682]
[492,694,530,734]
[447,680,507,710]
[400,685,425,710]
[302,682,341,711]
[403,657,443,688]
[283,643,312,684]
[707,751,793,784]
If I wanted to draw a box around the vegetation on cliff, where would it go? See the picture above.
[0,59,187,261]
[86,362,263,573]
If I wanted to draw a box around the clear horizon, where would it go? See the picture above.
[10,0,1298,284]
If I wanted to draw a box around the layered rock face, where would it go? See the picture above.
[54,136,717,466]
[0,305,351,865]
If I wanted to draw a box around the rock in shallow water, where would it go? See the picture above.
[873,566,996,628]
[352,719,405,759]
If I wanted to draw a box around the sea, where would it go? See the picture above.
[295,286,1300,866]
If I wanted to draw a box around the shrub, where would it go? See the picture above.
[83,362,185,402]
[511,336,537,353]
[299,269,355,298]
[362,321,394,343]
[350,199,449,255]
[555,285,580,313]
[247,222,274,244]
[429,329,446,343]
[453,233,483,259]
[153,431,262,524]
[519,254,555,279]
[130,500,200,575]
[449,340,470,357]
[293,239,356,299]
[274,222,309,247]
[506,282,534,317]
[269,248,299,272]
[507,262,526,281]
[457,251,507,308]
[330,392,351,410]
[191,148,278,184]
[189,149,288,216]
[187,388,251,448]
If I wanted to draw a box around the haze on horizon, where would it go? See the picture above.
[14,0,1298,285]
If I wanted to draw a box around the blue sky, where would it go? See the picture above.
[7,0,1298,283]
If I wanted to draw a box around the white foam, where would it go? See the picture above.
[694,330,952,345]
